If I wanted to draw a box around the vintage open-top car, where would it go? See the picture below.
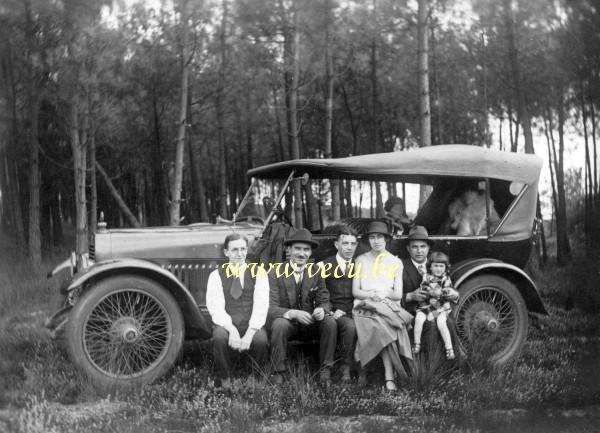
[47,144,547,390]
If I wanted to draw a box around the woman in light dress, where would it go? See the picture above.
[352,221,413,391]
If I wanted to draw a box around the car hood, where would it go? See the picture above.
[93,223,263,261]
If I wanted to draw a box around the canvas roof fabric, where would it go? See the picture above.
[248,145,543,184]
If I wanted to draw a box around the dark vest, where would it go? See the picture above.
[322,256,354,314]
[217,265,256,332]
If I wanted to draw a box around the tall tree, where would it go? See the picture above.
[24,0,42,266]
[324,0,340,221]
[417,0,431,149]
[169,0,191,225]
[216,0,229,218]
[502,0,534,154]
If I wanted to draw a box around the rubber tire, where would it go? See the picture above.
[453,274,528,366]
[65,275,184,393]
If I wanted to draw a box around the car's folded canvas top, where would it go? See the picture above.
[248,145,542,184]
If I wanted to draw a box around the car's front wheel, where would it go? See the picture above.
[65,275,184,392]
[454,275,528,366]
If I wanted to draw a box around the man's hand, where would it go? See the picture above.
[289,309,314,325]
[312,307,325,321]
[332,309,345,320]
[407,289,427,302]
[239,329,256,351]
[227,327,241,350]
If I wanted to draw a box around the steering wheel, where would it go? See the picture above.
[235,215,265,225]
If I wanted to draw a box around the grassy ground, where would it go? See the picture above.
[0,234,599,433]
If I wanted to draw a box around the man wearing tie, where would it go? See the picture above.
[319,227,359,383]
[206,233,269,386]
[401,225,431,311]
[268,228,336,385]
[402,225,461,363]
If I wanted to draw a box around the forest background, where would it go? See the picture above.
[1,0,600,432]
[1,0,599,265]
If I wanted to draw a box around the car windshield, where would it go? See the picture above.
[234,177,288,222]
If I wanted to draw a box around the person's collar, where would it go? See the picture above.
[290,260,305,273]
[369,249,388,258]
[411,258,426,269]
[335,254,351,266]
[227,261,246,277]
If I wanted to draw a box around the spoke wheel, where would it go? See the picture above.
[454,275,528,365]
[66,276,184,392]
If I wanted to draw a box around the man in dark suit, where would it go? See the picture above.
[401,226,461,362]
[268,228,337,385]
[319,227,359,383]
[401,225,431,311]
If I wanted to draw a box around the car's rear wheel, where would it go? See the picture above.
[66,275,184,392]
[454,275,528,366]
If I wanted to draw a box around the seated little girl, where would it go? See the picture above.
[412,251,459,360]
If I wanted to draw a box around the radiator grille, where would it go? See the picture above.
[163,260,222,307]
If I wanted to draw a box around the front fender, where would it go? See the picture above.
[67,258,212,338]
[450,258,548,315]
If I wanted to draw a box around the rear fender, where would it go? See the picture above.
[450,258,548,315]
[66,258,212,338]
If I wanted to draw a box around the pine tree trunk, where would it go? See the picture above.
[371,0,381,154]
[581,88,593,252]
[417,0,431,206]
[89,113,97,232]
[0,44,26,251]
[284,0,303,227]
[503,0,533,154]
[418,0,431,149]
[150,93,169,225]
[169,0,190,225]
[217,0,228,218]
[69,99,88,257]
[25,3,41,265]
[345,179,353,218]
[273,88,286,161]
[543,109,558,224]
[431,21,443,145]
[324,0,340,222]
[555,94,571,265]
[340,83,358,156]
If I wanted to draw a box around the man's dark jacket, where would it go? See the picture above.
[267,264,331,322]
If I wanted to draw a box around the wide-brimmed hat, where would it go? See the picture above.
[283,228,319,249]
[407,225,430,242]
[364,220,391,238]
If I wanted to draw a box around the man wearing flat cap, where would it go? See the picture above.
[268,228,337,385]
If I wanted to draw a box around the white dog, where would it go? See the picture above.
[448,190,500,236]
